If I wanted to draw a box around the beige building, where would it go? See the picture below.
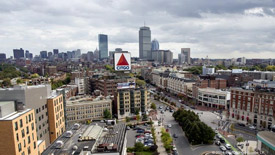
[0,102,38,155]
[47,93,65,143]
[66,96,112,124]
[115,88,149,119]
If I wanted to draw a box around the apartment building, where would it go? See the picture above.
[230,88,275,129]
[0,101,42,155]
[75,77,85,95]
[91,77,135,96]
[115,88,149,119]
[47,93,65,143]
[66,96,112,124]
[197,88,230,110]
[0,85,51,146]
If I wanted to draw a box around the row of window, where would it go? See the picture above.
[15,114,34,131]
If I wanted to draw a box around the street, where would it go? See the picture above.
[154,99,221,155]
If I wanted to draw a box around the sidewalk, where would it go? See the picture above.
[153,121,167,155]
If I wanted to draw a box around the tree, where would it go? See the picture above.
[16,78,24,84]
[150,103,156,110]
[236,137,244,142]
[136,115,140,122]
[1,78,11,87]
[135,108,140,115]
[136,79,146,87]
[143,114,148,121]
[134,142,144,152]
[126,117,130,122]
[30,73,39,78]
[103,109,112,119]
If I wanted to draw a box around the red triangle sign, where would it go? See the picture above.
[117,54,129,66]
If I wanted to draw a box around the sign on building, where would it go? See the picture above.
[114,53,131,71]
[117,82,135,89]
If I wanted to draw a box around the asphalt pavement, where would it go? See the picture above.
[154,99,221,155]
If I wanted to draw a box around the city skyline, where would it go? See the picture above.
[0,0,275,59]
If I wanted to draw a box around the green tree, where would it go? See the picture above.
[150,103,156,110]
[1,78,11,87]
[134,142,144,152]
[30,73,39,78]
[135,108,140,115]
[136,115,140,122]
[16,78,24,84]
[136,79,146,87]
[126,117,130,122]
[143,114,148,121]
[183,66,202,75]
[103,109,112,119]
[236,137,244,142]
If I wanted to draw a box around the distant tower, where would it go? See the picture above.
[98,34,108,59]
[151,39,159,51]
[181,48,191,64]
[139,26,151,60]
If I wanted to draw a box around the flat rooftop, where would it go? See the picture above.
[0,109,32,120]
[67,96,112,106]
[257,131,275,148]
[42,122,126,155]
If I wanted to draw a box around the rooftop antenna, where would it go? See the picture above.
[144,21,146,27]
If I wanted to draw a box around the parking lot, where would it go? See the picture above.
[126,124,154,148]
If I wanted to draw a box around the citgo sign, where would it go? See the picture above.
[114,53,131,71]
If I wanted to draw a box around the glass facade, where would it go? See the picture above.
[98,34,108,59]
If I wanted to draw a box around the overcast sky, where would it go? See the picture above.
[1,0,275,58]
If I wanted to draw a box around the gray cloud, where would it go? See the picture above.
[0,0,274,58]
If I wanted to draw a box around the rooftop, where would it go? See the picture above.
[67,95,112,106]
[42,122,126,155]
[0,109,32,120]
[257,131,275,150]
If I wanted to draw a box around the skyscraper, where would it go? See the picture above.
[98,34,108,59]
[13,48,24,59]
[53,49,59,55]
[139,26,151,60]
[40,51,48,59]
[151,39,159,51]
[180,48,191,64]
[0,53,6,61]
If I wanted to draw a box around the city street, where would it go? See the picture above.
[154,99,221,155]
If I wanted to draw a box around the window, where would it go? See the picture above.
[31,123,34,130]
[26,116,28,124]
[18,143,22,152]
[36,109,38,114]
[28,136,30,144]
[15,122,18,131]
[28,147,31,155]
[21,129,25,138]
[26,126,29,134]
[20,119,23,127]
[28,114,31,122]
[16,133,19,141]
[34,142,36,149]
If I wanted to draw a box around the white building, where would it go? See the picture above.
[197,88,230,110]
[202,66,215,75]
[75,77,85,95]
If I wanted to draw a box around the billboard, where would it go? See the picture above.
[232,69,243,74]
[117,82,136,89]
[114,53,131,71]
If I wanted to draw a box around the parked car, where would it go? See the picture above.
[215,141,221,146]
[237,123,245,127]
[220,145,227,151]
[225,151,232,155]
[173,134,178,138]
[167,124,172,128]
[126,126,131,130]
[225,144,231,150]
[137,130,145,133]
[232,151,240,155]
[220,138,225,143]
[136,138,144,144]
[249,125,256,130]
